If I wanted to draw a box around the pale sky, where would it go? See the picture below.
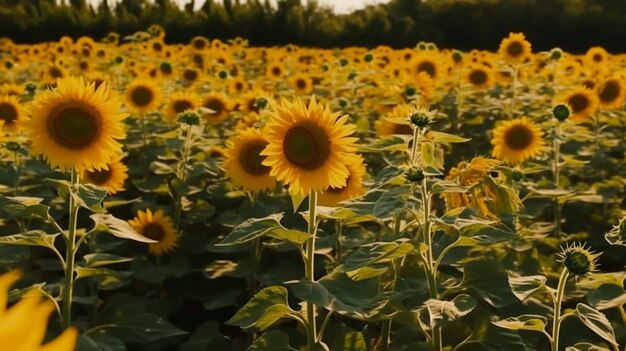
[85,0,386,14]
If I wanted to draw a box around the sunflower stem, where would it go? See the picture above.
[553,121,562,236]
[411,127,421,166]
[510,65,519,119]
[62,168,80,330]
[174,124,193,234]
[141,113,147,147]
[454,67,462,133]
[305,191,318,348]
[379,214,402,351]
[551,268,569,351]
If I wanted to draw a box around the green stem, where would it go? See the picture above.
[13,149,20,196]
[335,220,343,261]
[379,215,403,351]
[552,269,569,351]
[411,127,421,166]
[62,168,80,330]
[553,122,561,236]
[305,192,318,348]
[174,124,193,233]
[141,113,147,147]
[421,178,441,351]
[618,305,626,324]
[454,67,462,133]
[510,65,519,119]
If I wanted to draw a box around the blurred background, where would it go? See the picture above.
[1,0,625,53]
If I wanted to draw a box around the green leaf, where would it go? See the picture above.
[290,192,306,213]
[421,142,436,167]
[421,294,476,329]
[373,185,411,218]
[429,131,471,143]
[83,253,133,268]
[587,284,626,311]
[73,183,108,213]
[267,229,311,245]
[338,241,413,280]
[575,303,618,347]
[247,330,297,351]
[227,286,298,331]
[315,206,358,220]
[461,261,518,308]
[457,319,527,351]
[605,216,626,247]
[331,331,367,351]
[565,342,611,351]
[492,315,548,332]
[75,267,129,290]
[217,214,284,246]
[180,321,233,351]
[90,213,157,243]
[0,195,50,220]
[0,230,58,249]
[431,181,468,195]
[77,331,125,351]
[508,274,547,301]
[108,313,187,343]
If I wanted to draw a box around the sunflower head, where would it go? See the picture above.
[318,157,367,206]
[260,96,360,196]
[498,32,532,64]
[223,128,275,193]
[26,76,126,172]
[560,87,599,121]
[178,111,201,126]
[128,209,178,256]
[0,94,26,133]
[405,168,425,183]
[491,117,545,164]
[556,242,601,277]
[550,48,563,61]
[125,79,162,114]
[552,103,571,122]
[81,154,128,195]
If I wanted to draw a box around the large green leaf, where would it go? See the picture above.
[373,185,412,218]
[75,267,130,290]
[492,314,548,332]
[0,230,58,250]
[575,303,618,347]
[217,214,284,246]
[90,214,156,243]
[565,342,611,351]
[0,195,49,220]
[337,241,413,280]
[77,331,125,351]
[227,286,299,331]
[179,321,233,351]
[73,183,108,213]
[587,284,626,311]
[456,319,527,351]
[107,313,187,343]
[508,274,547,301]
[461,261,518,308]
[247,330,297,351]
[83,253,133,268]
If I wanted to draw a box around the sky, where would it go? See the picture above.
[85,0,386,14]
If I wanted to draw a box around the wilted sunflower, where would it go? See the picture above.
[0,271,77,351]
[26,76,126,171]
[223,128,275,193]
[498,32,532,64]
[165,91,201,122]
[318,157,367,206]
[491,117,545,164]
[125,79,162,114]
[201,92,232,125]
[596,76,626,109]
[129,209,178,256]
[0,94,26,133]
[81,154,128,195]
[560,87,599,121]
[261,97,360,196]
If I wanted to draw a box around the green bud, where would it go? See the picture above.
[218,70,228,79]
[406,169,425,183]
[177,111,201,126]
[552,104,571,122]
[364,53,374,62]
[409,112,430,129]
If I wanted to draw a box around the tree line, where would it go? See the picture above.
[2,0,626,53]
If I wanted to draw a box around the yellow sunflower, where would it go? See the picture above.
[0,271,77,351]
[318,157,367,206]
[596,76,626,109]
[465,64,494,90]
[491,117,545,164]
[223,128,275,193]
[560,87,599,121]
[290,73,314,95]
[0,94,26,133]
[128,209,178,256]
[498,32,532,64]
[165,91,201,122]
[125,79,162,115]
[0,83,24,97]
[266,61,285,81]
[410,53,442,81]
[81,154,128,195]
[260,97,360,196]
[585,47,609,68]
[201,92,232,125]
[26,76,126,171]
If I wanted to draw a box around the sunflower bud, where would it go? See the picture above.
[25,83,37,94]
[452,50,463,65]
[339,58,349,67]
[348,71,357,81]
[177,111,200,126]
[6,141,20,152]
[364,53,374,62]
[552,104,571,122]
[254,98,268,110]
[409,112,431,129]
[405,86,417,97]
[217,70,229,80]
[557,243,600,277]
[114,56,124,65]
[406,169,425,183]
[550,48,563,61]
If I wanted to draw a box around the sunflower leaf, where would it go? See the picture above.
[226,286,299,331]
[217,213,284,246]
[90,213,157,243]
[247,330,297,351]
[73,183,108,213]
[575,303,618,347]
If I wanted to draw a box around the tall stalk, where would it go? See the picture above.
[305,192,318,348]
[551,269,569,351]
[553,121,561,236]
[62,168,80,329]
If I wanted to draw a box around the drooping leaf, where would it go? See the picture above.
[217,214,284,246]
[508,274,547,301]
[0,195,50,220]
[73,183,108,213]
[575,303,618,347]
[587,284,626,311]
[226,286,299,331]
[421,294,476,329]
[75,267,130,290]
[83,253,133,268]
[90,214,157,243]
[492,314,548,332]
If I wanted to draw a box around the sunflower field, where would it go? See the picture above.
[0,26,625,351]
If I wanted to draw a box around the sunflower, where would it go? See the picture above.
[318,157,367,206]
[585,47,609,68]
[165,91,201,122]
[26,76,126,171]
[498,32,532,64]
[81,154,128,195]
[465,64,494,90]
[491,117,545,164]
[125,79,162,114]
[0,270,77,351]
[228,76,250,95]
[560,87,599,121]
[201,92,232,125]
[261,97,360,196]
[223,128,275,193]
[0,83,24,97]
[266,61,285,81]
[180,67,202,85]
[0,94,26,133]
[41,64,67,84]
[410,53,442,81]
[596,76,626,109]
[290,73,313,95]
[129,209,178,256]
[238,89,272,114]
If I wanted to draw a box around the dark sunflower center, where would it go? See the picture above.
[93,79,105,90]
[184,70,198,81]
[142,223,165,241]
[0,102,18,124]
[296,79,307,90]
[503,124,534,151]
[50,67,63,79]
[79,61,88,71]
[469,70,488,85]
[153,42,163,52]
[49,107,99,149]
[582,80,595,89]
[568,93,589,113]
[506,42,524,57]
[86,167,113,185]
[271,67,281,76]
[174,100,193,114]
[131,86,154,107]
[417,61,436,78]
[593,54,602,62]
[205,98,225,116]
[239,140,270,176]
[283,123,331,170]
[235,82,244,91]
[192,39,206,50]
[599,81,620,103]
[193,54,203,66]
